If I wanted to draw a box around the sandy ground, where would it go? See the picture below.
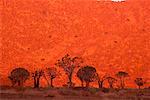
[0,87,150,100]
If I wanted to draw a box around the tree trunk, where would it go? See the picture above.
[120,78,124,89]
[18,81,21,86]
[139,86,141,89]
[98,81,103,88]
[109,83,113,88]
[86,82,89,88]
[34,77,37,88]
[50,78,54,87]
[68,74,73,88]
[20,81,23,87]
[20,77,24,87]
[81,80,84,87]
[121,78,125,89]
[36,78,40,88]
[12,80,16,87]
[120,81,123,89]
[43,74,50,87]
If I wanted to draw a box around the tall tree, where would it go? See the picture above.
[77,66,97,87]
[135,78,146,89]
[106,76,117,88]
[116,71,129,89]
[45,67,60,87]
[8,67,30,87]
[32,70,43,88]
[55,54,83,87]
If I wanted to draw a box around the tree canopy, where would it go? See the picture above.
[8,67,30,86]
[77,65,97,87]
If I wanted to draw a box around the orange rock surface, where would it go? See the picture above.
[1,0,150,88]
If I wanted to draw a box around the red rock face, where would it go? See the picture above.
[1,0,150,88]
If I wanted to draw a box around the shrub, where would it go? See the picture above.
[102,88,109,93]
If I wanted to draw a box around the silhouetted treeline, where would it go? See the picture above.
[8,54,147,89]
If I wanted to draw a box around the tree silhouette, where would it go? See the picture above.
[116,71,129,89]
[55,54,83,87]
[8,68,30,87]
[97,74,108,88]
[77,66,97,87]
[32,70,44,88]
[106,76,117,88]
[77,68,84,87]
[45,67,60,87]
[135,78,146,89]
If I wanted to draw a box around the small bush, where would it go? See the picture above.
[88,88,99,95]
[72,87,87,90]
[81,91,91,96]
[0,85,11,90]
[102,88,109,93]
[45,94,55,98]
[59,90,69,95]
[58,89,78,96]
[15,87,26,92]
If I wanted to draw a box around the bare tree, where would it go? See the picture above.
[97,74,107,88]
[45,67,60,87]
[77,66,97,88]
[98,75,106,88]
[135,78,146,89]
[32,70,43,88]
[116,71,129,89]
[106,76,117,88]
[55,54,83,87]
[8,68,30,87]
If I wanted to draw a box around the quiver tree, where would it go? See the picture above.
[32,70,43,88]
[115,71,129,89]
[8,67,30,87]
[55,54,83,87]
[77,66,97,88]
[106,76,117,88]
[45,67,60,87]
[135,78,146,89]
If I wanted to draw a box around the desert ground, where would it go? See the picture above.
[0,86,150,100]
